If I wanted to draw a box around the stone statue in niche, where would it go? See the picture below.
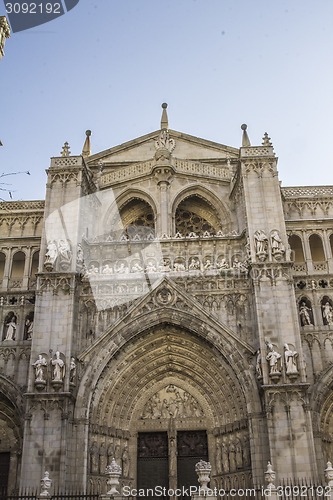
[33,354,48,382]
[69,357,76,384]
[58,239,72,271]
[254,230,268,261]
[3,312,17,340]
[44,240,58,270]
[270,230,285,260]
[299,301,313,326]
[122,445,130,478]
[215,439,222,474]
[266,342,282,376]
[256,349,262,378]
[25,312,34,340]
[284,343,298,376]
[322,301,333,325]
[76,243,85,271]
[51,351,65,382]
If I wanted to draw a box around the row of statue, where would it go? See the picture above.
[141,385,204,419]
[32,352,76,385]
[299,298,333,326]
[2,311,34,341]
[215,436,251,474]
[44,239,74,271]
[89,442,129,477]
[253,229,288,261]
[256,341,299,379]
[84,256,249,276]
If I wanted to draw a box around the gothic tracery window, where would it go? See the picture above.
[175,195,222,237]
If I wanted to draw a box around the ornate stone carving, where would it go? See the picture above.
[51,351,65,387]
[33,354,48,389]
[58,239,72,271]
[69,357,76,385]
[284,343,298,379]
[105,458,122,495]
[40,471,52,497]
[141,385,204,419]
[299,300,313,326]
[266,342,282,381]
[44,240,58,271]
[254,230,268,261]
[3,312,17,341]
[322,300,333,325]
[155,129,175,153]
[270,230,285,261]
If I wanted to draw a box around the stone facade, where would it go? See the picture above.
[0,106,333,494]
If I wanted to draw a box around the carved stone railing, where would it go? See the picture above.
[174,159,231,179]
[313,262,328,272]
[8,278,23,289]
[292,263,307,273]
[282,186,333,198]
[0,200,45,212]
[100,160,155,186]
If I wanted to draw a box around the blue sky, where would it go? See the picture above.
[1,0,332,201]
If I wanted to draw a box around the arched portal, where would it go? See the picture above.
[84,322,256,493]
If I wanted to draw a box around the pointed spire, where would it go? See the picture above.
[161,103,169,129]
[82,130,91,158]
[61,142,71,157]
[262,132,272,147]
[241,124,251,147]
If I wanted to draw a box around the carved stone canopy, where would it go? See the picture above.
[141,384,204,419]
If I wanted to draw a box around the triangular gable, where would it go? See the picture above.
[79,276,255,361]
[86,129,239,166]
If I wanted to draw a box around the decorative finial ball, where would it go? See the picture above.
[162,103,168,109]
[85,130,92,137]
[241,124,247,131]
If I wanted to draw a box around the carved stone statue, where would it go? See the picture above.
[322,301,333,325]
[299,301,313,326]
[270,230,285,258]
[266,342,281,375]
[33,354,48,382]
[58,239,72,270]
[284,344,298,375]
[4,313,17,340]
[25,313,34,340]
[256,349,262,378]
[51,351,65,381]
[69,357,76,384]
[254,230,268,260]
[45,240,58,265]
[122,445,130,478]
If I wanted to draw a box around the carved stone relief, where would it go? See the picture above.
[141,384,204,419]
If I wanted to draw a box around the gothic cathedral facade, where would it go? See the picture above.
[1,105,333,494]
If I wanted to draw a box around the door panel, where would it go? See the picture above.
[137,432,168,499]
[177,431,208,498]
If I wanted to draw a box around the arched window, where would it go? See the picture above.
[309,234,325,262]
[110,198,155,240]
[10,251,25,282]
[175,195,222,237]
[30,250,40,279]
[288,235,305,263]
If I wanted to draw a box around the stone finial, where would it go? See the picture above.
[195,460,212,490]
[105,458,122,496]
[241,124,251,147]
[262,132,273,147]
[161,102,169,129]
[40,471,52,497]
[61,142,71,157]
[82,130,91,157]
[265,461,276,490]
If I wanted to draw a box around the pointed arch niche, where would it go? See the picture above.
[107,196,156,240]
[86,324,252,489]
[174,194,224,236]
